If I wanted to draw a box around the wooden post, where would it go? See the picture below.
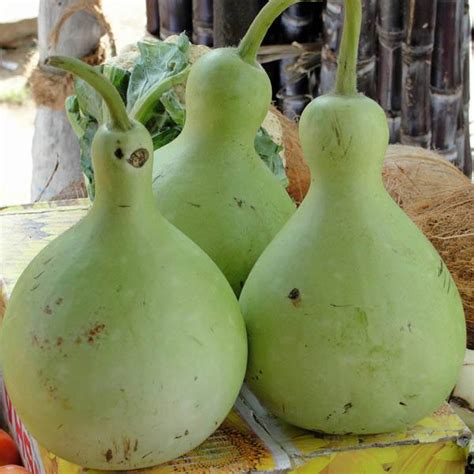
[159,0,193,39]
[192,0,213,46]
[377,0,404,143]
[431,0,464,167]
[213,0,261,47]
[400,0,437,149]
[31,0,104,202]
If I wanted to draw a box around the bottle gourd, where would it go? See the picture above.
[0,58,247,469]
[239,0,466,434]
[152,0,298,295]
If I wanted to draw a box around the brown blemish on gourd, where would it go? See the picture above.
[133,439,138,452]
[32,335,39,346]
[127,148,149,168]
[105,449,113,462]
[43,305,53,315]
[399,401,407,406]
[75,336,82,345]
[55,297,63,305]
[56,337,63,347]
[288,288,301,306]
[343,402,353,414]
[114,148,124,159]
[86,323,106,344]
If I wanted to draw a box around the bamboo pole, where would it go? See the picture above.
[377,0,403,143]
[319,0,377,97]
[192,0,213,46]
[400,0,437,148]
[159,0,193,40]
[431,0,464,167]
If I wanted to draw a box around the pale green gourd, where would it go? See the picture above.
[239,0,466,434]
[0,57,247,469]
[150,0,299,295]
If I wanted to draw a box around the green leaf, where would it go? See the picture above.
[79,123,98,199]
[126,33,190,112]
[102,63,131,104]
[74,66,104,124]
[160,89,186,126]
[255,127,288,188]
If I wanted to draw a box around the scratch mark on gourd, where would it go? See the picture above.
[343,402,353,414]
[233,197,245,208]
[333,116,343,147]
[123,437,131,461]
[43,257,54,265]
[399,401,407,406]
[118,205,131,208]
[134,439,138,452]
[187,202,201,208]
[330,303,353,308]
[190,335,203,346]
[33,270,45,280]
[342,135,353,159]
[438,259,444,277]
[30,284,40,292]
[142,451,153,459]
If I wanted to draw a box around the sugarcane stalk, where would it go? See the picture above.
[400,0,437,148]
[159,0,193,40]
[192,0,213,46]
[377,0,404,143]
[319,0,376,97]
[461,0,472,177]
[213,0,261,47]
[431,0,464,167]
[146,0,160,37]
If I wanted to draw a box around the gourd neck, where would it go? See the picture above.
[237,0,299,64]
[334,0,361,96]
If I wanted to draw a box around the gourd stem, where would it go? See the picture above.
[237,0,299,63]
[46,56,132,131]
[334,0,362,95]
[130,67,191,124]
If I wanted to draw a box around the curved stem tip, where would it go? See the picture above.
[46,55,132,131]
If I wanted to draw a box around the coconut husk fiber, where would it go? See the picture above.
[404,186,474,349]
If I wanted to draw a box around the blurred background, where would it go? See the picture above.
[0,0,473,207]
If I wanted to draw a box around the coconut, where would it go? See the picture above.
[382,145,470,207]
